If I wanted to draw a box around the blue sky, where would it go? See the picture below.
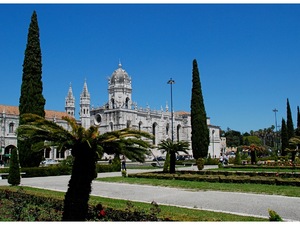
[1,3,300,133]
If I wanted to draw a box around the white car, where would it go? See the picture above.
[40,159,59,166]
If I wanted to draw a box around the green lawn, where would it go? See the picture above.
[95,176,300,197]
[0,186,267,221]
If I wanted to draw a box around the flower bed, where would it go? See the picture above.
[0,188,167,221]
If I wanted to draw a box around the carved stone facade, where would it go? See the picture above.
[0,106,70,163]
[0,63,225,163]
[66,63,224,159]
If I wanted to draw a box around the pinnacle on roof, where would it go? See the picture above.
[67,82,74,98]
[81,79,90,98]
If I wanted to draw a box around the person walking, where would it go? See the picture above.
[121,155,126,171]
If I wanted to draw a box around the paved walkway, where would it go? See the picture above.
[0,166,299,221]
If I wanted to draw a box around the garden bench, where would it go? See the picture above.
[0,172,26,180]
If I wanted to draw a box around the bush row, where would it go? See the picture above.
[0,188,167,221]
[224,165,300,170]
[0,163,120,178]
[152,169,300,178]
[128,172,300,186]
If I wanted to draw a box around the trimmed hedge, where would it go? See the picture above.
[0,163,120,178]
[225,165,300,170]
[128,171,300,186]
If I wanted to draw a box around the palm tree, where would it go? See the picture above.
[17,113,153,221]
[242,144,265,165]
[157,139,189,173]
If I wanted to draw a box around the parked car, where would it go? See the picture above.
[40,159,59,166]
[152,156,165,161]
[176,154,193,161]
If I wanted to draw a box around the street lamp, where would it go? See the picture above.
[273,108,278,154]
[167,78,175,142]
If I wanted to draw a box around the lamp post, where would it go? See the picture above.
[273,108,278,154]
[167,78,175,142]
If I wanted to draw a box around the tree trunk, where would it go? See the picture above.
[251,150,256,165]
[62,142,97,221]
[169,151,176,174]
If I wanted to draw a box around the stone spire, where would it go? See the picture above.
[80,79,91,129]
[65,82,75,117]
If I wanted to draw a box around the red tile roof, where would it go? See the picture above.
[0,105,69,119]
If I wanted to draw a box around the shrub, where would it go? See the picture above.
[196,158,205,170]
[205,155,219,165]
[268,209,283,221]
[234,150,242,165]
[96,164,120,173]
[112,156,121,171]
[121,170,127,177]
[8,147,21,186]
[21,165,71,177]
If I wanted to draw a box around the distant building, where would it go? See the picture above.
[0,63,225,163]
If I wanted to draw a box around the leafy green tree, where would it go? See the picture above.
[17,113,153,221]
[157,139,189,173]
[286,98,294,140]
[224,129,242,147]
[281,118,288,156]
[8,147,21,186]
[18,11,45,167]
[244,137,250,146]
[243,136,261,146]
[190,59,209,159]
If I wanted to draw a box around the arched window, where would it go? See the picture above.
[111,98,115,109]
[56,148,60,158]
[166,123,169,136]
[152,123,157,145]
[177,125,181,141]
[9,122,14,133]
[45,148,51,158]
[61,150,65,158]
[110,122,114,131]
[139,121,142,131]
[127,120,131,128]
[125,97,130,109]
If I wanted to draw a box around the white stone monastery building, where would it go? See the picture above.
[0,63,225,163]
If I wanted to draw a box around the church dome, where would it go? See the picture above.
[110,63,131,85]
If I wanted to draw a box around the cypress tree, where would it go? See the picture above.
[190,59,209,159]
[295,106,300,136]
[281,118,288,156]
[18,11,45,167]
[286,98,294,140]
[8,147,21,186]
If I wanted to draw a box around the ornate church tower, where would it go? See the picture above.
[80,80,91,129]
[108,63,132,109]
[65,83,75,117]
